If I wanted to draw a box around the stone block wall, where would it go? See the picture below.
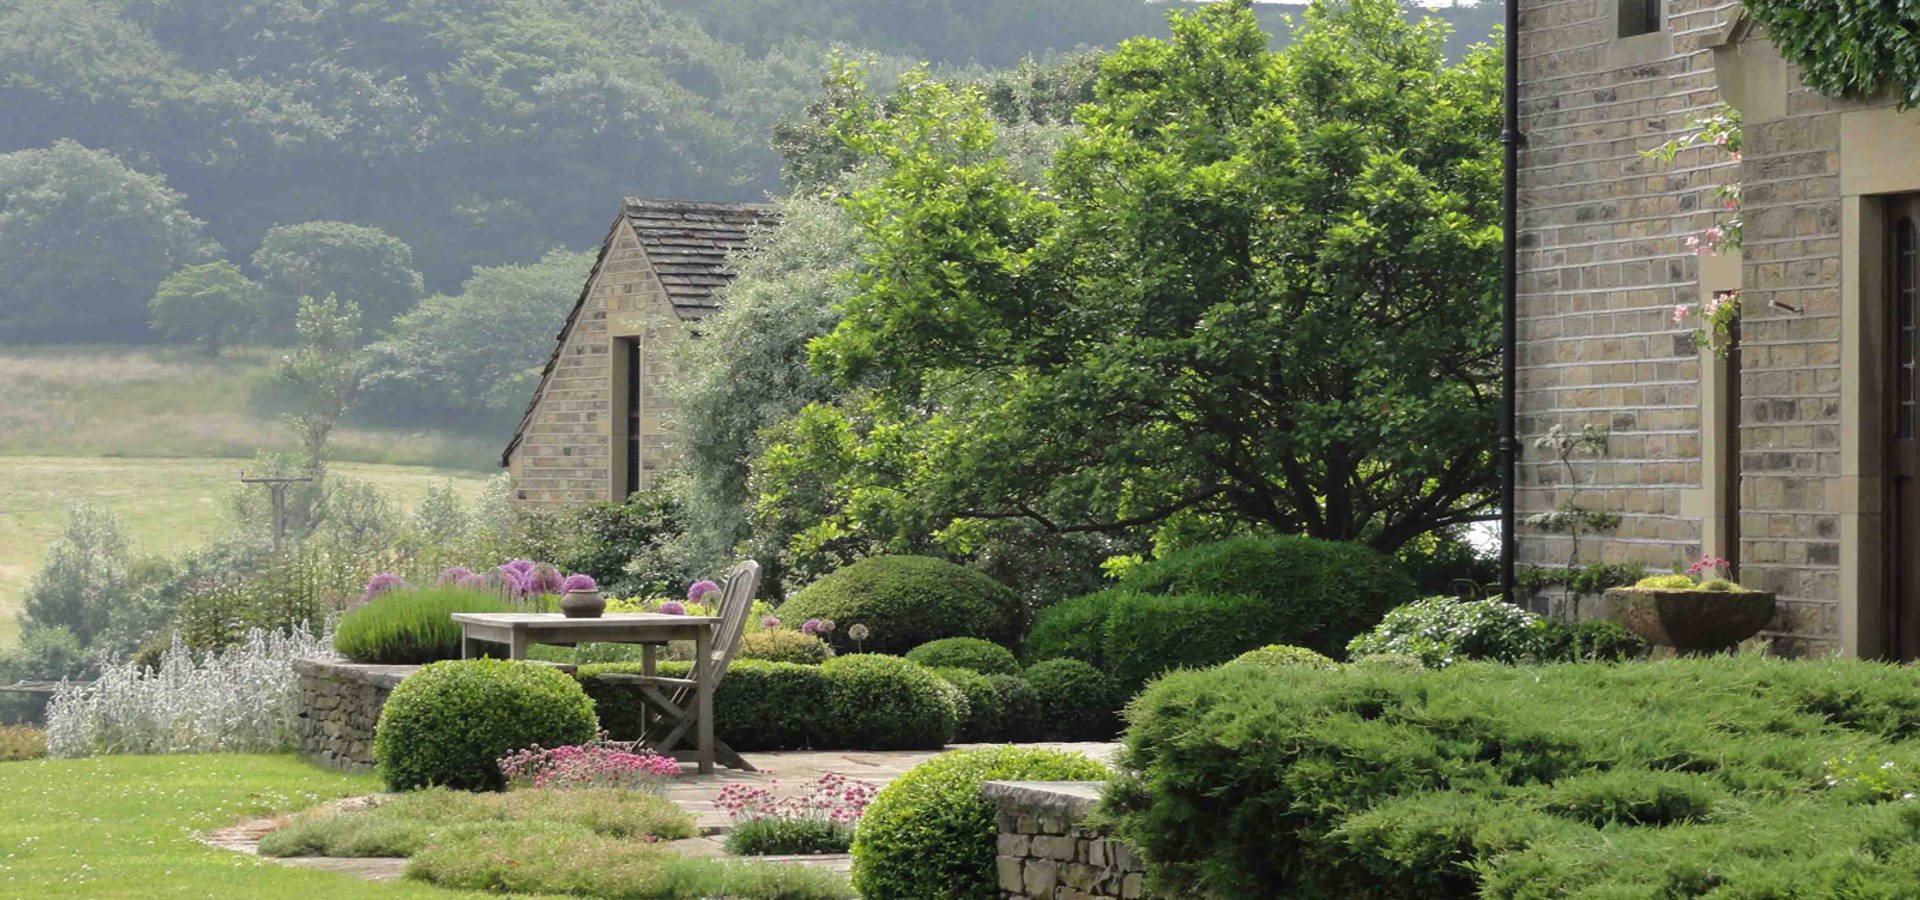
[508,218,636,505]
[291,658,418,771]
[984,781,1149,900]
[1513,0,1736,588]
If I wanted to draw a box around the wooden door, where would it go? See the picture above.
[1889,200,1920,659]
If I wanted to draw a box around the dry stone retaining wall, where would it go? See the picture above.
[984,781,1149,900]
[291,658,418,771]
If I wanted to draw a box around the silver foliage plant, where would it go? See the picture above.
[45,625,333,758]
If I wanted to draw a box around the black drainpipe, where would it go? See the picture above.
[1499,0,1524,601]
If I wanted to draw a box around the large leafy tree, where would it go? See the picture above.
[0,140,220,341]
[759,0,1502,562]
[359,247,596,424]
[252,221,425,339]
[148,260,261,355]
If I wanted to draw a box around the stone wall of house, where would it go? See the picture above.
[984,781,1149,900]
[509,218,686,505]
[292,658,417,771]
[1514,0,1731,589]
[1512,0,1848,652]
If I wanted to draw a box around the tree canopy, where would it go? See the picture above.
[749,0,1503,575]
[0,140,219,341]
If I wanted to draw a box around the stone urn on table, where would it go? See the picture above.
[558,574,605,619]
[1604,585,1776,657]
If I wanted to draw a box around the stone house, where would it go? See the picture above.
[1514,0,1918,657]
[502,198,777,505]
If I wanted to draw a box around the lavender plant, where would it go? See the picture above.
[44,624,332,758]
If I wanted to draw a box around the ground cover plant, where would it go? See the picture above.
[0,753,506,899]
[1107,656,1920,900]
[259,786,696,857]
[406,828,854,899]
[716,773,878,856]
[852,746,1108,900]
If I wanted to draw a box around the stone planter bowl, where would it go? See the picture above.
[559,589,605,619]
[1604,587,1776,655]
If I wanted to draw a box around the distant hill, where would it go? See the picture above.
[0,0,1500,295]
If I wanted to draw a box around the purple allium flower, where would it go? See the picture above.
[531,563,565,595]
[659,601,687,616]
[362,573,406,605]
[437,566,476,587]
[801,618,823,636]
[761,615,781,629]
[457,573,487,590]
[501,559,536,577]
[687,580,721,604]
[562,573,597,592]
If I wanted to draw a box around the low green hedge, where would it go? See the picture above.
[1347,596,1648,668]
[775,556,1027,655]
[905,637,1020,675]
[1026,537,1421,685]
[375,659,599,791]
[1106,656,1920,900]
[1022,659,1123,742]
[580,654,955,751]
[852,746,1108,900]
[930,667,1004,742]
[1022,589,1132,667]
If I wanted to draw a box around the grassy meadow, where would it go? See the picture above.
[0,345,502,468]
[0,343,503,648]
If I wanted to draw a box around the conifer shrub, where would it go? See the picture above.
[1106,656,1920,900]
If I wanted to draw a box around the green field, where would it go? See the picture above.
[0,458,495,648]
[0,344,503,468]
[0,753,548,899]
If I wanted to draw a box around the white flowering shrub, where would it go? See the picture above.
[45,625,332,758]
[1345,596,1549,669]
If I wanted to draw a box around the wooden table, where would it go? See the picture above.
[450,612,722,773]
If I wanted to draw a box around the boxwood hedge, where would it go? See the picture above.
[775,556,1027,655]
[375,659,598,791]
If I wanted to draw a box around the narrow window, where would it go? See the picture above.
[625,339,643,497]
[1619,0,1661,37]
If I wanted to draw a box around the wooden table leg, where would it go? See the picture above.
[694,628,714,775]
[641,643,657,739]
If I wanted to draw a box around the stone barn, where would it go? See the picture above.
[502,198,777,505]
[1513,0,1919,657]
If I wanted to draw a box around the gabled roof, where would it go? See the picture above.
[624,198,778,320]
[501,197,779,468]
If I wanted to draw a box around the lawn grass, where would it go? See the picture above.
[0,754,554,899]
[0,344,504,468]
[0,457,494,648]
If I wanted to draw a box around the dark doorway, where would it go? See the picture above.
[1888,200,1920,659]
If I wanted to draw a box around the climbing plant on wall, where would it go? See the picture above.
[1644,106,1744,356]
[1740,0,1920,109]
